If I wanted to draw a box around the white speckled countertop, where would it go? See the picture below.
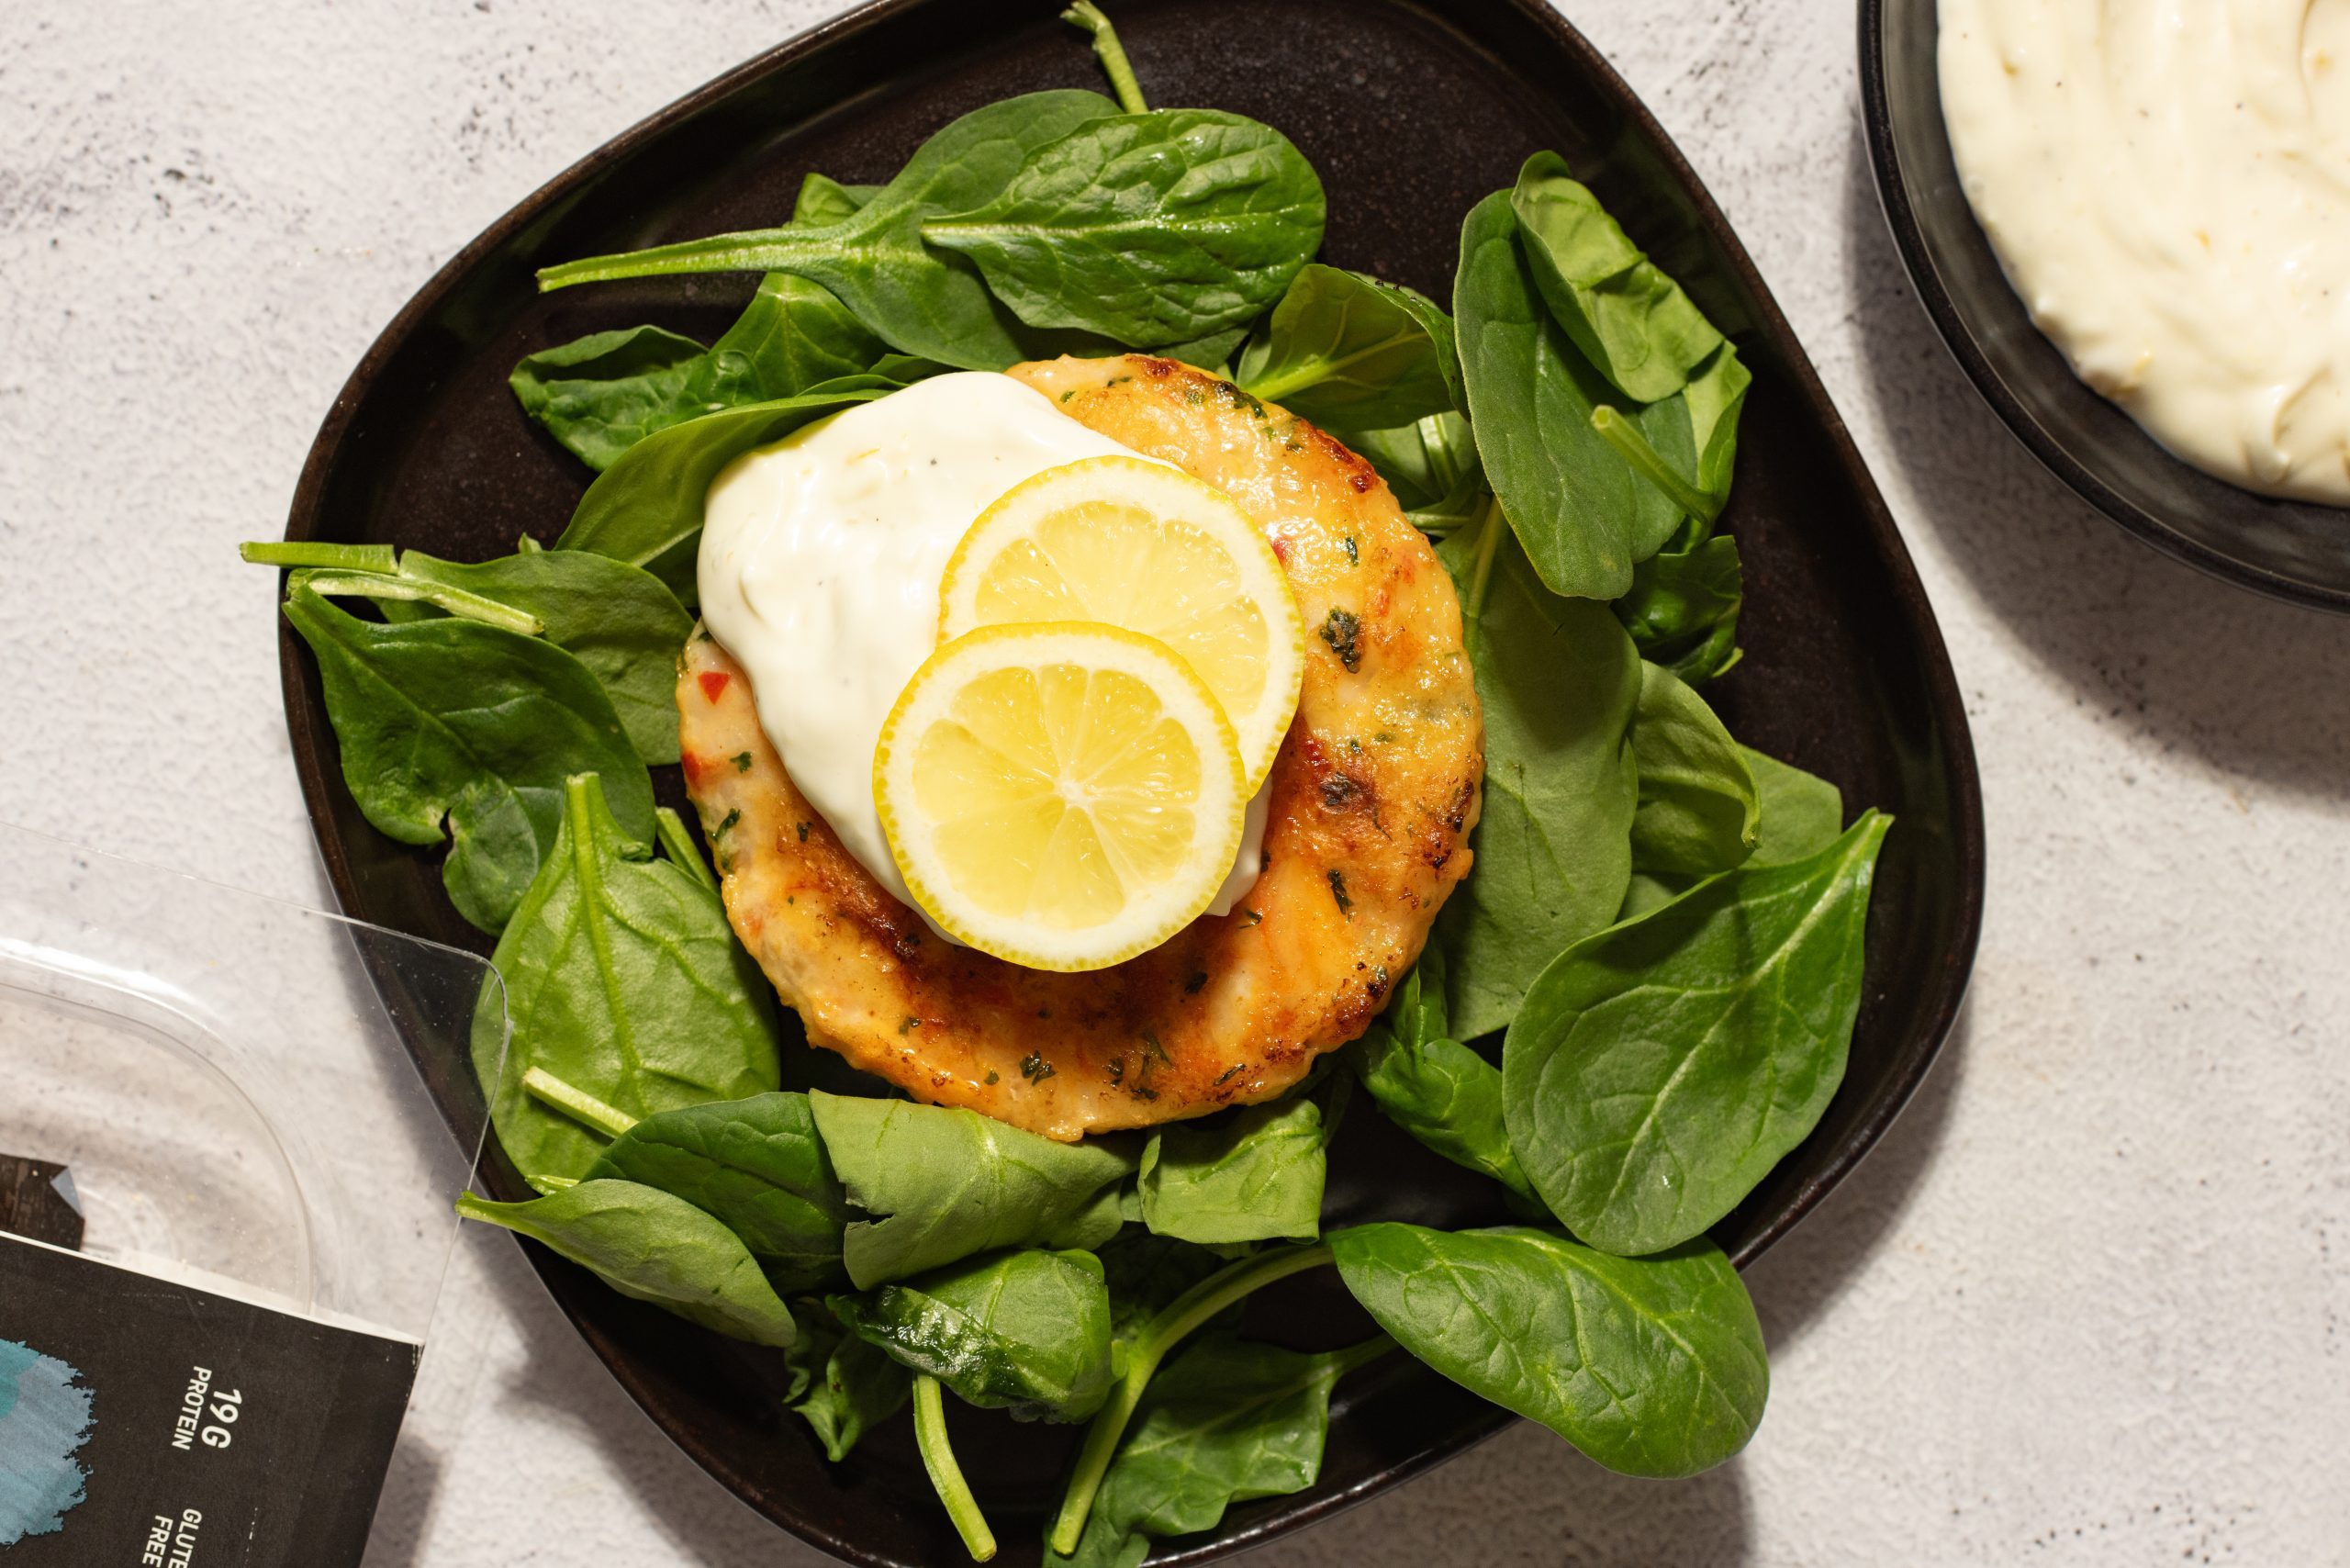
[4,1,2347,1562]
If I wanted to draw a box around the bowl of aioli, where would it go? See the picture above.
[1863,0,2350,610]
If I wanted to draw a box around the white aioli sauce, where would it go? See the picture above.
[1941,0,2350,502]
[698,372,1271,944]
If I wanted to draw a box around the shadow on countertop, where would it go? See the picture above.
[1839,124,2350,806]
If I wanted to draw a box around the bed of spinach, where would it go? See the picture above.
[251,7,1909,1558]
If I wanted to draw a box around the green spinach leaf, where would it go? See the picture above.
[1452,189,1684,600]
[1329,1223,1766,1477]
[1743,745,1845,863]
[1137,1099,1324,1245]
[508,325,715,471]
[1628,660,1758,878]
[921,109,1326,347]
[455,1179,798,1348]
[280,583,654,932]
[808,1092,1136,1288]
[1615,529,1742,684]
[1509,152,1723,404]
[1430,514,1640,1038]
[784,1296,915,1461]
[1348,958,1537,1204]
[1235,264,1458,428]
[308,546,693,766]
[554,387,883,603]
[1502,812,1891,1255]
[510,174,890,473]
[473,773,780,1182]
[1051,1333,1388,1568]
[832,1248,1115,1421]
[539,91,1125,370]
[584,1091,847,1291]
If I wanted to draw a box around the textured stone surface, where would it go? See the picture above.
[4,0,2348,1562]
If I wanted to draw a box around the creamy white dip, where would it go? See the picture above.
[697,372,1270,944]
[1940,0,2350,503]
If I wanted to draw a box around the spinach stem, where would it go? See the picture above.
[538,229,812,292]
[912,1375,998,1562]
[1590,406,1720,524]
[240,540,397,574]
[1460,493,1506,635]
[1062,3,1149,115]
[654,807,719,893]
[524,1173,580,1196]
[520,1067,637,1140]
[1047,1242,1334,1556]
[297,570,545,637]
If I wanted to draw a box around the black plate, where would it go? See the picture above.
[1862,0,2350,610]
[278,1,1985,1562]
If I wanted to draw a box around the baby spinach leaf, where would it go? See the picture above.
[831,1248,1115,1422]
[554,387,884,603]
[1509,152,1723,405]
[337,547,694,767]
[1137,1099,1325,1245]
[1430,514,1640,1039]
[511,171,894,474]
[455,1178,798,1348]
[474,773,781,1182]
[1348,959,1538,1204]
[1050,1333,1388,1568]
[509,325,716,471]
[1235,264,1458,428]
[1617,745,1844,919]
[1328,1223,1766,1477]
[1047,1244,1337,1553]
[1743,745,1844,863]
[1628,661,1758,879]
[1502,812,1892,1256]
[808,1092,1137,1288]
[922,109,1326,347]
[1452,190,1683,600]
[585,1091,848,1292]
[783,1296,913,1462]
[280,584,654,932]
[539,91,1125,370]
[1615,530,1742,684]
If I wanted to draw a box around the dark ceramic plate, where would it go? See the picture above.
[1862,0,2350,610]
[278,1,1985,1562]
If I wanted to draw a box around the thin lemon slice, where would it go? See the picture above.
[874,622,1248,972]
[937,455,1304,792]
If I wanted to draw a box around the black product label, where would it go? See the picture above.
[0,1236,416,1565]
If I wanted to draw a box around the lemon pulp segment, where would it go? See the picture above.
[874,622,1248,971]
[937,457,1304,791]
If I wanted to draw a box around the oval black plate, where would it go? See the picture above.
[278,1,1985,1562]
[1863,0,2350,610]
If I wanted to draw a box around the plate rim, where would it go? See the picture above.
[1857,0,2350,614]
[277,0,1987,1561]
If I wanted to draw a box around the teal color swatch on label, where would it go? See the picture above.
[0,1338,95,1544]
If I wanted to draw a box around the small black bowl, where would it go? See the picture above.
[1861,0,2350,610]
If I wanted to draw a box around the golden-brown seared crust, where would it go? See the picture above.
[679,354,1483,1139]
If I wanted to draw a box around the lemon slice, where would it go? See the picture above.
[937,456,1304,791]
[874,622,1248,972]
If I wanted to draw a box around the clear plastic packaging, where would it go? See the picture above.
[0,820,506,1562]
